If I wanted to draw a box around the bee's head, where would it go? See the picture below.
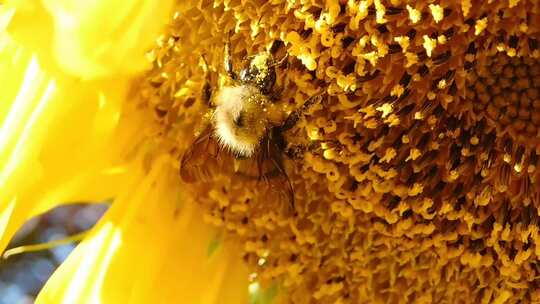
[214,86,269,157]
[239,53,276,95]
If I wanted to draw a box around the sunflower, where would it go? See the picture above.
[2,0,540,303]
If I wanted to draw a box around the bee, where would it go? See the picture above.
[180,39,323,211]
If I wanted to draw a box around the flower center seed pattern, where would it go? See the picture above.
[470,54,540,149]
[140,0,540,302]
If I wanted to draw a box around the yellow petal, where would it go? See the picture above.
[7,0,174,79]
[0,40,131,252]
[37,156,250,303]
[8,0,173,79]
[0,0,171,252]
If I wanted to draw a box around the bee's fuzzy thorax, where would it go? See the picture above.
[214,118,258,157]
[212,85,267,157]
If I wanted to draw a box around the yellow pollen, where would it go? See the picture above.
[429,4,444,23]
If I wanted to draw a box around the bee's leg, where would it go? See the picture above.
[268,86,284,102]
[269,39,288,67]
[200,55,213,108]
[285,140,326,159]
[224,34,238,80]
[279,93,324,132]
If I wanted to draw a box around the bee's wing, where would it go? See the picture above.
[259,154,295,212]
[180,126,225,183]
[234,136,295,211]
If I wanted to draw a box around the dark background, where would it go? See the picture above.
[0,203,108,303]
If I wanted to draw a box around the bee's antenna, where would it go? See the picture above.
[271,53,289,68]
[224,31,237,80]
[199,54,214,107]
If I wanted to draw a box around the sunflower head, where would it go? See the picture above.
[135,0,540,302]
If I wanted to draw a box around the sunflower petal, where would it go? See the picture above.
[0,0,172,253]
[7,0,174,79]
[36,156,250,303]
[0,46,134,252]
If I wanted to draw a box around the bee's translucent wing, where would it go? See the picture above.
[259,154,295,212]
[180,126,225,183]
[181,127,295,212]
[233,135,295,212]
